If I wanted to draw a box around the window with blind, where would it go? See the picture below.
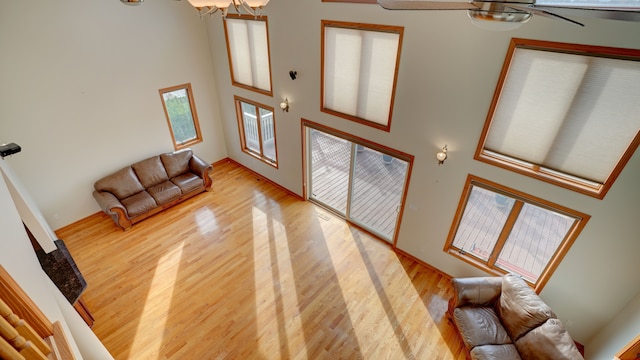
[224,15,272,96]
[321,20,403,132]
[475,38,640,199]
[444,175,590,292]
[235,96,278,167]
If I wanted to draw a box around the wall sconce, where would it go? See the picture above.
[436,145,448,165]
[289,70,297,80]
[280,98,289,112]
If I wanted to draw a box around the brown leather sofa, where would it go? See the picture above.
[93,149,212,230]
[449,274,583,360]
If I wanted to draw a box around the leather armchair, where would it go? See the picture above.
[449,274,583,360]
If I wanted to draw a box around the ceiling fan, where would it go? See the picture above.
[377,0,640,27]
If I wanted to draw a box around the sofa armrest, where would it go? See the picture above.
[189,155,213,189]
[92,191,131,230]
[449,277,503,314]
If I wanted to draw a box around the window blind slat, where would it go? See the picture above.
[227,20,253,86]
[358,31,399,125]
[324,27,361,116]
[247,21,270,91]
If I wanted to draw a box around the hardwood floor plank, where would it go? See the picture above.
[58,159,467,360]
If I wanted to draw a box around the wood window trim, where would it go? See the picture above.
[474,38,640,199]
[615,333,640,360]
[320,20,404,132]
[223,14,274,97]
[159,83,203,150]
[234,96,279,168]
[443,174,590,293]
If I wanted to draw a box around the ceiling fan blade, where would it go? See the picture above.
[377,0,479,10]
[532,5,640,22]
[507,4,585,25]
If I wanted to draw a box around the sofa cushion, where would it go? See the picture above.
[147,181,182,206]
[131,156,169,189]
[94,167,145,200]
[515,319,584,360]
[171,173,204,194]
[497,274,556,341]
[161,149,193,178]
[470,344,522,360]
[454,306,512,349]
[120,191,157,218]
[452,277,502,308]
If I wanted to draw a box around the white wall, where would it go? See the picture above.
[587,290,640,359]
[0,159,113,359]
[205,0,640,347]
[2,0,640,352]
[0,0,227,230]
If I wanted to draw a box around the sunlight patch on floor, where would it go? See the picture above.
[252,206,307,359]
[194,208,217,234]
[315,210,395,355]
[129,241,185,360]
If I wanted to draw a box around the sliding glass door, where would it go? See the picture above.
[306,124,411,243]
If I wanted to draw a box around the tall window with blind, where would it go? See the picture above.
[224,15,272,96]
[475,38,640,199]
[321,20,403,132]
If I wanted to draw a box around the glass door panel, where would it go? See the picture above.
[241,102,260,154]
[350,147,408,241]
[309,129,351,215]
[260,108,276,162]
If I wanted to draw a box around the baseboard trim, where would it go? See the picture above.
[394,247,453,281]
[217,157,304,201]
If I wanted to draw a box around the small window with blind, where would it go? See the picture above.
[234,96,278,167]
[321,20,403,132]
[475,38,640,199]
[444,175,590,292]
[224,15,273,96]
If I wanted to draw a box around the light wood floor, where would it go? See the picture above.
[57,159,467,360]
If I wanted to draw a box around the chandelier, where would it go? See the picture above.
[120,0,270,17]
[189,0,270,16]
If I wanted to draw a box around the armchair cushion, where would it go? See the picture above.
[497,274,556,341]
[470,344,522,360]
[451,276,502,309]
[515,319,583,360]
[453,306,511,348]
